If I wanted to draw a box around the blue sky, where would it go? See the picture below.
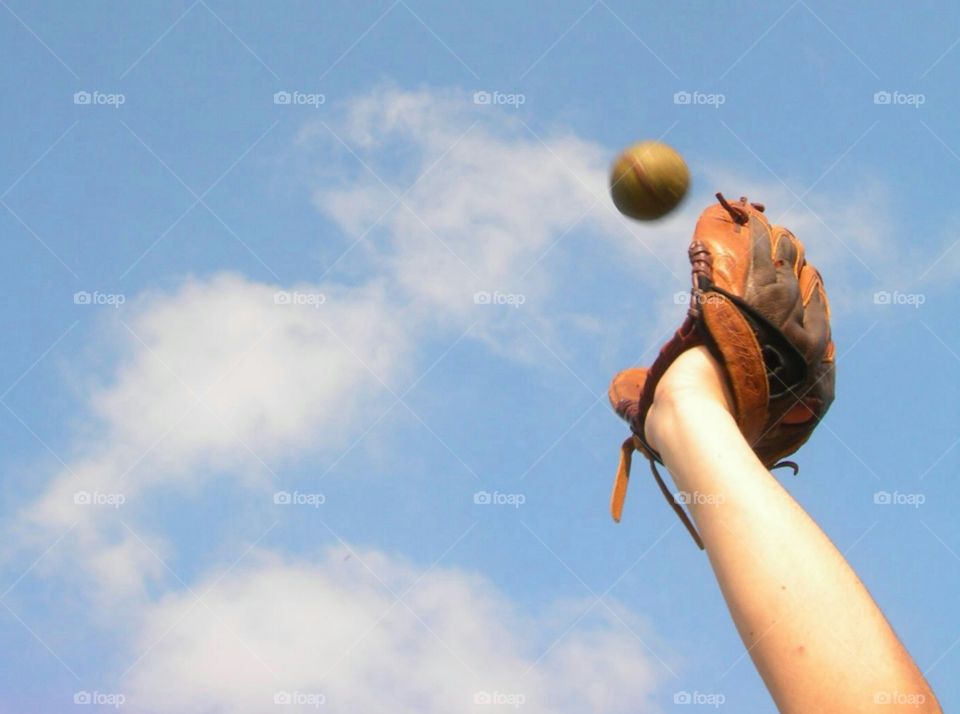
[1,1,959,711]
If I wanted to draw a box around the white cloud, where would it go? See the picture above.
[18,273,414,599]
[309,87,616,324]
[124,546,665,714]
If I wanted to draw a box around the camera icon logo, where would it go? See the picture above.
[74,491,92,505]
[673,91,692,105]
[73,91,92,105]
[274,491,292,505]
[473,491,492,505]
[673,690,692,704]
[873,290,891,305]
[473,290,491,305]
[473,691,492,704]
[274,91,292,105]
[873,491,892,505]
[874,91,892,105]
[473,91,492,105]
[274,690,292,704]
[273,291,292,305]
[74,291,92,305]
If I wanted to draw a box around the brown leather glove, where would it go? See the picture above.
[609,193,836,549]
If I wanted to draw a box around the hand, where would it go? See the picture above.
[644,346,735,453]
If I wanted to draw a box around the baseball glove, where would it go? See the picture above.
[609,193,835,549]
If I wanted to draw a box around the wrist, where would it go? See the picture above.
[644,388,716,455]
[644,347,735,453]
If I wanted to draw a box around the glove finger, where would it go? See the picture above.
[797,262,831,360]
[746,214,776,286]
[786,261,835,422]
[748,223,802,327]
[772,228,801,273]
[608,367,648,422]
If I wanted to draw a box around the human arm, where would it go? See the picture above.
[645,346,940,713]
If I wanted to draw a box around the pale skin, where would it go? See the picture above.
[644,346,941,713]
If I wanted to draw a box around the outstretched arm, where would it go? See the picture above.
[646,345,939,713]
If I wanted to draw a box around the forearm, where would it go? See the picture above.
[647,350,939,713]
